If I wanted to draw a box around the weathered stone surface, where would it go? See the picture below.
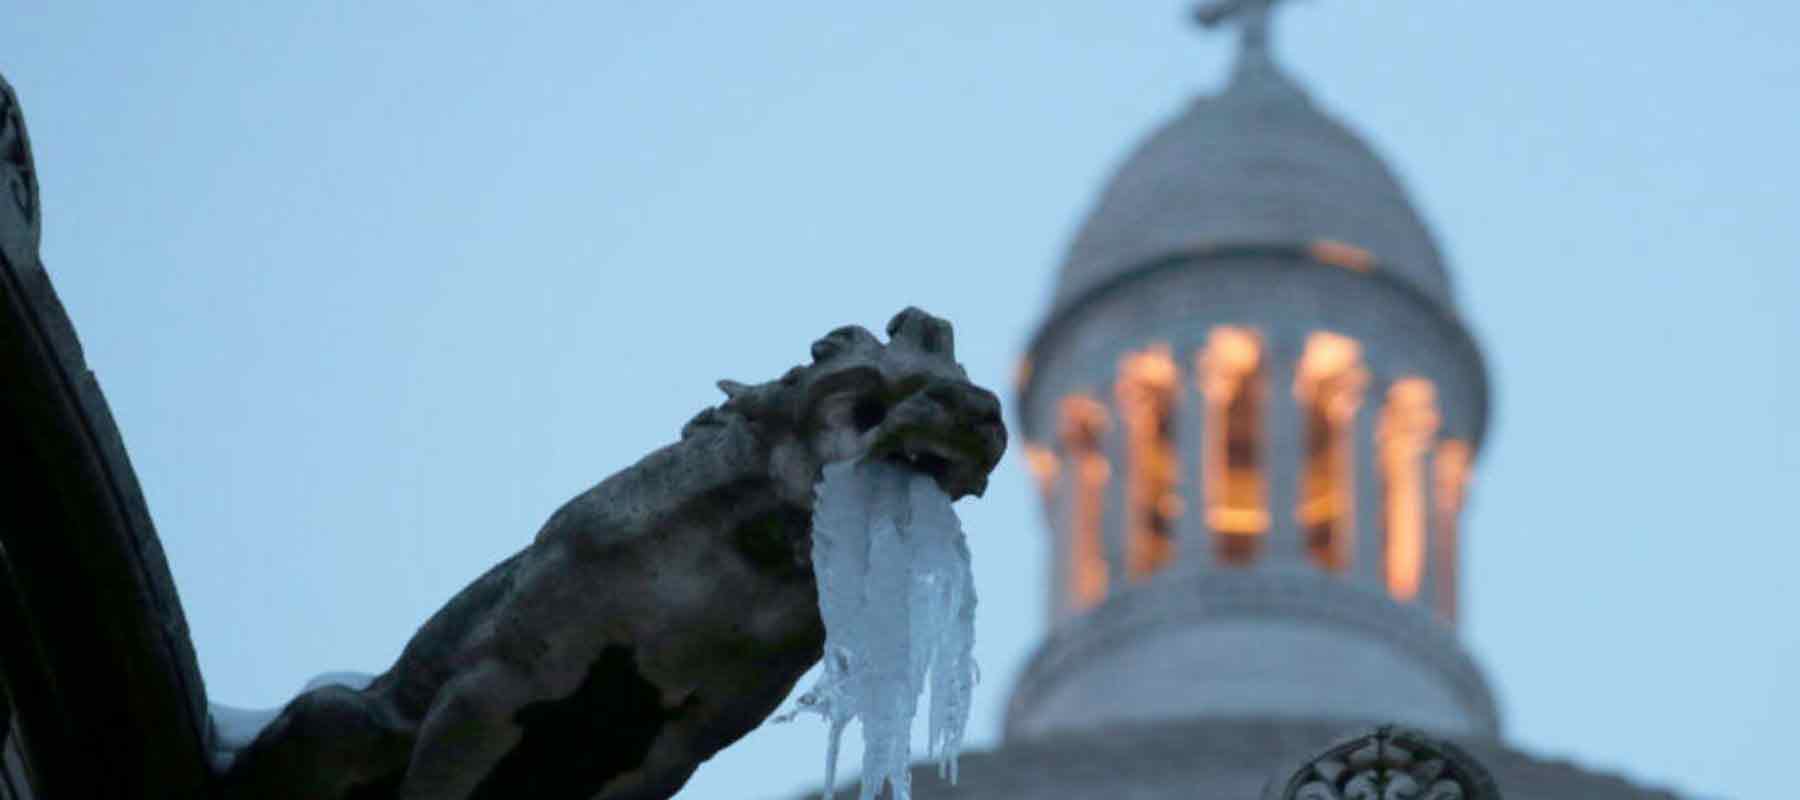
[219,307,1006,800]
[0,72,213,798]
[0,72,37,261]
[0,69,1007,800]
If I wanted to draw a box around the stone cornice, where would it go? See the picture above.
[1004,568,1502,740]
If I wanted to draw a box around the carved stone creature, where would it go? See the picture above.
[218,308,1006,800]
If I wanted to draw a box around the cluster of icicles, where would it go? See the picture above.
[775,459,978,800]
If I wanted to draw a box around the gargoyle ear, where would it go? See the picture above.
[681,407,722,439]
[810,325,880,363]
[886,306,955,358]
[717,379,750,399]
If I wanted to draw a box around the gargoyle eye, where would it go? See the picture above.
[852,396,887,433]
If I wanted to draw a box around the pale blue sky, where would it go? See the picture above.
[4,2,1796,798]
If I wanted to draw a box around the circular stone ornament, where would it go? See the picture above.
[1264,725,1503,800]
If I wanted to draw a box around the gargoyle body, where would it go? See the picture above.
[217,308,1006,800]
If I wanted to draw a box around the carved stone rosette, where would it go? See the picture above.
[0,73,38,252]
[1265,725,1502,800]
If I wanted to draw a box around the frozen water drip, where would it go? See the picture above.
[776,459,978,800]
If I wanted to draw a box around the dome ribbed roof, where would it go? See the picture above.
[1053,54,1454,310]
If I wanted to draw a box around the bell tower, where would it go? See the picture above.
[1008,0,1497,741]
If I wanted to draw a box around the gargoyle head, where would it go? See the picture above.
[690,307,1007,506]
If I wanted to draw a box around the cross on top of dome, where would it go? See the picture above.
[1194,0,1295,55]
[1192,0,1308,90]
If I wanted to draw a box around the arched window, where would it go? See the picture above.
[1198,327,1268,566]
[1058,394,1112,611]
[1116,344,1182,580]
[1433,440,1472,622]
[1294,332,1368,573]
[1378,378,1440,601]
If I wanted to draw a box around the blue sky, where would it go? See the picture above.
[4,2,1795,797]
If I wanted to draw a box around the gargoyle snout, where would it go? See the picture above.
[890,379,1008,500]
[958,387,1009,499]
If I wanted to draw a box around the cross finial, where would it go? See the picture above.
[1194,0,1284,54]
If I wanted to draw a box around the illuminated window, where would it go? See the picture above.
[1378,378,1440,601]
[1116,344,1183,580]
[1198,326,1268,566]
[1058,394,1112,611]
[1294,332,1368,573]
[1433,440,1472,622]
[1022,441,1060,502]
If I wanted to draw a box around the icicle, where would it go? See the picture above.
[776,459,979,800]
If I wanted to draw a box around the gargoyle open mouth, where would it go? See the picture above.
[898,448,955,483]
[878,437,959,484]
[869,423,1002,500]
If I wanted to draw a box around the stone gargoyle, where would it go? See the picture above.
[216,307,1006,800]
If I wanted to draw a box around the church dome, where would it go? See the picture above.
[1052,54,1455,311]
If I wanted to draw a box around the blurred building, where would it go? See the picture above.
[0,4,1702,798]
[899,3,1683,798]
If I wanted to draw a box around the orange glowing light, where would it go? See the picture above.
[1378,378,1440,601]
[1058,394,1113,611]
[1022,442,1060,500]
[1433,439,1472,623]
[1294,332,1368,573]
[1116,343,1183,580]
[1199,327,1268,565]
[1309,239,1375,272]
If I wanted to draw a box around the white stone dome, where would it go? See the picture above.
[1053,55,1456,311]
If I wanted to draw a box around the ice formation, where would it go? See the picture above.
[777,459,979,800]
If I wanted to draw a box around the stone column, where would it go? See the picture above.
[1354,376,1387,588]
[1416,443,1439,617]
[1262,337,1307,568]
[1101,388,1129,587]
[1178,344,1213,570]
[1056,392,1113,614]
[1044,448,1072,625]
[1432,439,1472,624]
